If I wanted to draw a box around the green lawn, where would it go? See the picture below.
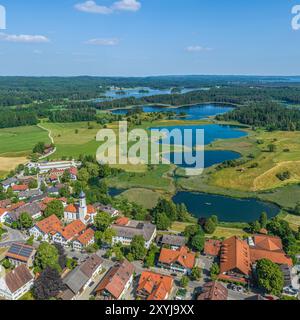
[0,125,50,157]
[117,188,162,209]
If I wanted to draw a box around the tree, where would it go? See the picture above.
[210,263,220,281]
[33,267,65,300]
[152,198,177,222]
[34,242,61,272]
[249,220,261,234]
[94,211,112,232]
[184,224,201,239]
[191,233,205,251]
[180,276,189,288]
[144,244,159,268]
[28,180,38,189]
[18,212,33,229]
[26,235,34,246]
[259,212,268,229]
[156,212,171,230]
[191,267,202,281]
[44,200,64,219]
[54,244,67,270]
[102,228,117,246]
[203,218,217,234]
[2,258,12,269]
[294,202,300,216]
[256,259,284,296]
[129,235,147,260]
[33,142,45,154]
[267,144,277,153]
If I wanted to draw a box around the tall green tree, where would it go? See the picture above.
[44,200,64,219]
[129,235,147,260]
[34,243,61,272]
[18,212,33,229]
[94,211,112,232]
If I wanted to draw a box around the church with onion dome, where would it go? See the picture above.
[64,191,97,225]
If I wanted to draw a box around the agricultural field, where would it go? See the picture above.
[117,188,162,209]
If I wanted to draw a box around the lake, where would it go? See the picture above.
[111,103,233,120]
[173,192,280,222]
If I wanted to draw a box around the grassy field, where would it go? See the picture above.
[207,226,249,239]
[170,221,196,233]
[117,188,162,209]
[0,125,51,176]
[281,214,300,231]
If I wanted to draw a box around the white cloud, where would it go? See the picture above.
[86,38,119,46]
[0,33,50,43]
[112,0,141,12]
[185,45,212,52]
[75,0,141,14]
[74,1,113,14]
[33,49,43,54]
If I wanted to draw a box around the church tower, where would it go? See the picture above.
[78,190,87,223]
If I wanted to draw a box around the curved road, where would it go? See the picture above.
[0,226,26,247]
[37,124,57,159]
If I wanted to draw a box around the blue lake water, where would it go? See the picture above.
[173,192,280,222]
[111,103,233,120]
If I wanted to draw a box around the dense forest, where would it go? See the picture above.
[0,76,300,107]
[0,110,38,128]
[49,108,97,123]
[217,102,300,131]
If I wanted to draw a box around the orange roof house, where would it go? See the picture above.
[249,234,293,266]
[12,185,28,192]
[219,236,251,277]
[137,271,174,300]
[35,214,62,235]
[158,246,196,274]
[197,281,228,301]
[59,220,86,240]
[74,228,95,246]
[115,217,129,226]
[204,239,222,256]
[95,260,135,300]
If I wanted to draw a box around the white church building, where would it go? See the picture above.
[64,191,97,225]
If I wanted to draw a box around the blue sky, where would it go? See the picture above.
[0,0,299,76]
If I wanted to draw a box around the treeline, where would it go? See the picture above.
[217,102,300,131]
[0,110,38,128]
[49,108,97,122]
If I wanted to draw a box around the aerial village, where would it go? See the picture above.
[0,158,299,301]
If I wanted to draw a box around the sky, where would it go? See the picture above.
[0,0,299,76]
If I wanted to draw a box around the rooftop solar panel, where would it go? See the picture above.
[7,243,34,258]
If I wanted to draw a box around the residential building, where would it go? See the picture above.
[60,254,103,300]
[5,243,35,267]
[0,265,34,300]
[64,191,96,225]
[197,281,228,301]
[136,271,174,301]
[29,214,62,242]
[95,203,119,218]
[52,220,86,247]
[248,234,293,266]
[219,236,251,284]
[204,239,222,257]
[157,235,187,250]
[18,190,42,200]
[158,246,196,275]
[112,219,156,249]
[95,260,134,300]
[0,208,9,223]
[72,228,95,251]
[12,185,29,193]
[9,202,42,221]
[27,160,80,174]
[0,177,18,191]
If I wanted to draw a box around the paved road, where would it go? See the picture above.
[0,227,26,247]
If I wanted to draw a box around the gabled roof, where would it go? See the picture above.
[0,208,8,217]
[60,220,86,240]
[75,228,95,245]
[137,271,173,300]
[252,234,283,251]
[65,204,78,213]
[95,260,134,299]
[220,236,251,276]
[161,235,187,247]
[35,214,62,235]
[12,185,28,192]
[5,265,33,293]
[197,281,228,301]
[159,246,196,269]
[204,239,222,256]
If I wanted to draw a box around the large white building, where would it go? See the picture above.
[27,160,80,174]
[64,191,97,225]
[0,265,34,300]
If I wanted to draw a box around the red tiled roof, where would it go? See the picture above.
[69,167,78,176]
[249,234,293,266]
[75,228,95,245]
[115,217,129,226]
[197,281,228,301]
[137,271,173,301]
[35,214,62,235]
[65,204,78,213]
[60,220,86,240]
[95,260,134,299]
[0,208,7,217]
[220,237,251,276]
[87,205,96,214]
[12,185,28,192]
[204,239,222,256]
[159,246,196,270]
[8,201,26,210]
